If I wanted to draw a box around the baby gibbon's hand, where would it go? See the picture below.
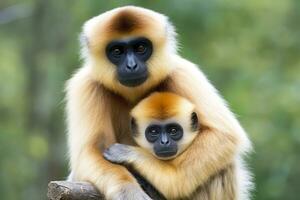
[103,143,136,164]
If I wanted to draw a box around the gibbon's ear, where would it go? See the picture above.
[130,117,138,136]
[191,112,199,132]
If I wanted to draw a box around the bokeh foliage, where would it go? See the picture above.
[0,0,299,199]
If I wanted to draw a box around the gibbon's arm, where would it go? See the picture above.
[105,56,252,199]
[66,68,150,200]
[155,55,251,198]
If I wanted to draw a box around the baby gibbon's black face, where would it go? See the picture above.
[106,37,153,87]
[145,123,183,158]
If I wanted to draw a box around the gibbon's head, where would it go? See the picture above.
[130,92,200,160]
[81,6,177,100]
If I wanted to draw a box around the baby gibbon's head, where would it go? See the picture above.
[130,92,199,160]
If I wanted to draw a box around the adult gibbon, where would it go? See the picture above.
[66,6,252,200]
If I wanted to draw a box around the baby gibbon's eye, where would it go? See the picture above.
[166,123,183,141]
[113,48,121,55]
[145,125,161,143]
[149,127,160,136]
[169,128,178,135]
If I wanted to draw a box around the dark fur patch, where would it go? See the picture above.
[191,112,199,131]
[130,117,138,137]
[125,165,167,200]
[109,10,142,33]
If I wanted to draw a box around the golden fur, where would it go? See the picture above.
[66,6,252,200]
[131,92,195,120]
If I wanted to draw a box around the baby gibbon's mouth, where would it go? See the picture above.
[155,150,177,158]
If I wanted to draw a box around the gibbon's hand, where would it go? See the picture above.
[103,143,136,164]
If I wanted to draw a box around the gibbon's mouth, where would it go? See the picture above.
[119,73,148,87]
[155,150,177,158]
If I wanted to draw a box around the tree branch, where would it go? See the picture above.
[47,180,166,200]
[47,181,104,200]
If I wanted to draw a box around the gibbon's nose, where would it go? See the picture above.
[126,54,138,71]
[160,133,170,145]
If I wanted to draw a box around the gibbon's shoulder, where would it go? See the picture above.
[168,55,210,86]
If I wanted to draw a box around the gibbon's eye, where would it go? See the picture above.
[135,43,147,54]
[150,127,160,136]
[166,123,183,141]
[110,46,124,57]
[169,127,178,135]
[145,125,161,143]
[113,48,121,55]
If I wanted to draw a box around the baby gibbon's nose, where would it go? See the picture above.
[160,133,170,145]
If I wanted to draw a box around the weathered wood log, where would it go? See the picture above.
[48,166,166,200]
[47,181,104,200]
[48,178,166,200]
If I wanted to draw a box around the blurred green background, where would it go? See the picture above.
[0,0,299,199]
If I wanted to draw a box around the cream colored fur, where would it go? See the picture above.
[66,5,252,200]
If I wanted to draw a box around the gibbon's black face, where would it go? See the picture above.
[145,123,184,158]
[106,37,153,87]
